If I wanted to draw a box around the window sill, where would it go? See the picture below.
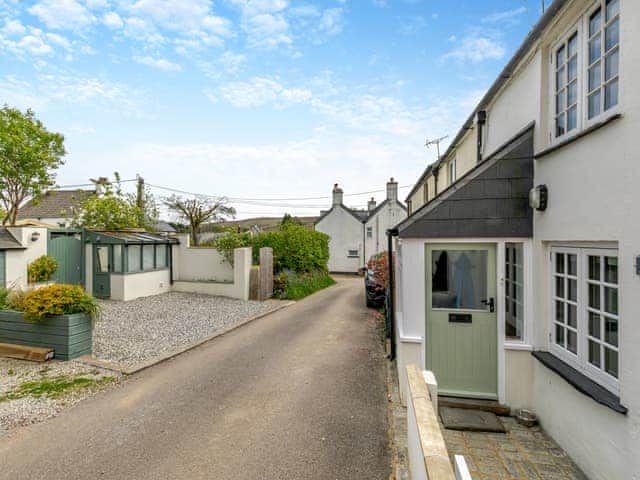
[504,342,533,351]
[536,113,622,159]
[532,351,627,415]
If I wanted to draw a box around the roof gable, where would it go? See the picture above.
[18,190,95,220]
[0,228,24,250]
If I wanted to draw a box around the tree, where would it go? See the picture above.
[164,195,236,246]
[71,174,156,230]
[280,213,303,229]
[0,106,65,225]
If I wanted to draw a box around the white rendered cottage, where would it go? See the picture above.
[315,179,407,273]
[392,1,639,479]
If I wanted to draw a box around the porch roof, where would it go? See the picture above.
[397,126,534,239]
[0,228,25,250]
[86,229,179,245]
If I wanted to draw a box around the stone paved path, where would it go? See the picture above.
[443,417,589,480]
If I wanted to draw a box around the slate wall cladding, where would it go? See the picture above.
[399,129,534,239]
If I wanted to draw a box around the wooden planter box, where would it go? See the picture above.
[0,310,92,361]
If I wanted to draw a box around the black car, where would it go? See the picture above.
[364,268,386,309]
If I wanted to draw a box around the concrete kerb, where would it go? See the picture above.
[78,300,295,376]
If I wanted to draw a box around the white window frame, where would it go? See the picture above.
[584,0,621,128]
[347,249,359,258]
[505,243,525,342]
[551,28,581,141]
[549,246,619,394]
[448,158,456,185]
[366,227,373,239]
[548,0,621,143]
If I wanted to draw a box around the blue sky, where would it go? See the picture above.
[1,0,548,218]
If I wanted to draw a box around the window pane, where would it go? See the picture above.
[589,340,601,367]
[605,18,619,51]
[567,330,577,354]
[143,245,154,270]
[605,316,618,347]
[156,244,167,268]
[431,250,487,310]
[556,66,566,90]
[555,45,565,66]
[96,246,109,273]
[568,279,577,302]
[605,49,619,81]
[589,62,602,91]
[567,254,577,276]
[556,324,565,346]
[568,304,577,328]
[567,106,577,131]
[556,91,566,114]
[555,253,565,274]
[555,300,565,323]
[567,56,577,82]
[589,283,601,309]
[604,348,618,378]
[605,79,619,110]
[556,114,566,137]
[588,255,601,280]
[588,90,602,118]
[567,81,577,105]
[589,311,601,338]
[606,0,619,21]
[113,245,122,273]
[589,35,601,65]
[604,286,618,315]
[555,276,565,298]
[568,33,578,57]
[604,256,618,284]
[589,8,602,37]
[127,246,141,272]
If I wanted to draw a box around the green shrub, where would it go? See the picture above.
[20,284,100,323]
[0,287,9,310]
[279,271,336,300]
[252,225,330,273]
[202,230,252,265]
[27,255,58,283]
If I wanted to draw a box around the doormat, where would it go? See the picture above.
[440,406,506,433]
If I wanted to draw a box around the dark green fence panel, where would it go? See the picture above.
[48,235,83,285]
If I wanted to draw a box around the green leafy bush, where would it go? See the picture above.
[276,271,336,300]
[27,255,58,283]
[252,224,330,273]
[20,284,100,322]
[202,229,252,265]
[0,287,9,310]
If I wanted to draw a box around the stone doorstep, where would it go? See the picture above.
[439,396,511,416]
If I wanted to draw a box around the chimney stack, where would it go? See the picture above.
[332,183,343,206]
[368,197,377,212]
[386,177,398,202]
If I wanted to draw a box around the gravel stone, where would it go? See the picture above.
[0,358,119,431]
[94,292,280,369]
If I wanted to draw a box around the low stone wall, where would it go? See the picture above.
[406,364,471,480]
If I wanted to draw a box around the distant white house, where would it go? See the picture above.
[315,179,407,273]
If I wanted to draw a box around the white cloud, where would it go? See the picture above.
[398,15,425,36]
[215,76,311,107]
[218,51,246,74]
[243,12,291,49]
[102,11,124,29]
[228,0,289,16]
[314,7,343,40]
[442,35,506,63]
[482,6,527,24]
[28,0,96,30]
[135,55,182,72]
[2,19,26,36]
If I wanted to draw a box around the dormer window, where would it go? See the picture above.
[447,159,456,185]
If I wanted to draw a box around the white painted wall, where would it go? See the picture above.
[315,206,364,273]
[364,201,406,261]
[172,233,233,283]
[172,247,252,300]
[110,269,171,301]
[4,227,48,289]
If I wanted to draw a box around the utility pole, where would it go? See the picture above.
[541,0,545,14]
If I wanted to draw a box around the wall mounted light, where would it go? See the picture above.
[636,256,640,276]
[529,185,548,211]
[30,231,40,242]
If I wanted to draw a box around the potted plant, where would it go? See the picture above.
[0,284,99,360]
[27,255,58,287]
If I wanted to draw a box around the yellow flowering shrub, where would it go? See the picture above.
[21,284,100,323]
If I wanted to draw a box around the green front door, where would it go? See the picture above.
[426,243,497,399]
[93,245,110,298]
[48,234,83,285]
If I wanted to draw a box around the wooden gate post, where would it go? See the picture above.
[259,247,273,301]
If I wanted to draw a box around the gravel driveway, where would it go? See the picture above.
[93,292,282,369]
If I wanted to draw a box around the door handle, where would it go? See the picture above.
[481,298,495,312]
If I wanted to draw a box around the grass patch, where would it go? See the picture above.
[284,272,336,300]
[0,375,114,402]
